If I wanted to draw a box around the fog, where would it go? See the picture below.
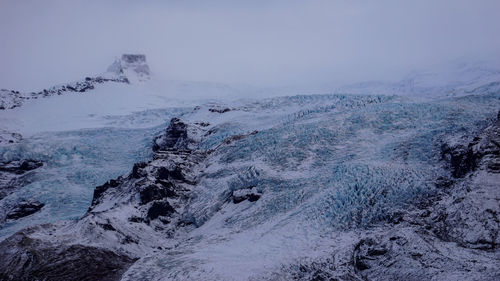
[1,0,500,91]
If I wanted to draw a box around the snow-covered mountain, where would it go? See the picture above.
[107,54,151,83]
[0,54,152,111]
[0,57,499,280]
[337,61,500,98]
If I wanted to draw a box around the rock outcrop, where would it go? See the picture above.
[0,160,44,225]
[107,54,150,82]
[0,231,137,281]
[0,160,43,201]
[5,201,45,220]
[431,112,500,249]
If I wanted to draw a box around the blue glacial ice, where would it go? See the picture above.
[0,108,190,239]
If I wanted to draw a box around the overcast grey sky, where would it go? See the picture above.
[1,0,499,91]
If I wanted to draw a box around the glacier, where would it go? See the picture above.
[118,92,500,280]
[0,59,499,280]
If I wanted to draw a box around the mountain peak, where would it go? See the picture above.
[107,54,151,82]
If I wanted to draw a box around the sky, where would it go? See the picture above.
[1,0,500,91]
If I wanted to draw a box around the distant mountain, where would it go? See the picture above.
[336,61,500,97]
[107,54,151,83]
[0,54,150,110]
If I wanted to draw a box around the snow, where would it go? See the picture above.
[116,91,499,280]
[0,59,499,279]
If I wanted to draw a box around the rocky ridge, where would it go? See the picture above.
[0,54,150,110]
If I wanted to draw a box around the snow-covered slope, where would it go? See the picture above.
[0,59,499,280]
[337,61,500,98]
[0,89,499,280]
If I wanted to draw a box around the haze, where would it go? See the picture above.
[1,0,500,91]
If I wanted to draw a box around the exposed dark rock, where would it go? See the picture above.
[97,222,117,231]
[232,186,262,204]
[434,176,454,189]
[147,201,175,220]
[155,179,174,188]
[194,122,210,127]
[156,166,184,181]
[153,118,190,151]
[441,112,500,178]
[131,161,147,178]
[0,160,43,201]
[276,255,358,281]
[85,117,203,235]
[5,201,45,220]
[91,177,124,207]
[121,54,146,64]
[353,238,387,271]
[487,160,500,172]
[430,117,500,249]
[209,107,231,113]
[128,216,145,223]
[139,184,176,205]
[441,143,479,177]
[0,160,43,174]
[106,54,150,81]
[0,232,137,281]
[19,160,43,171]
[387,211,404,224]
[222,130,258,146]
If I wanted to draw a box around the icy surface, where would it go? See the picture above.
[118,92,500,280]
[0,61,499,280]
[0,125,162,239]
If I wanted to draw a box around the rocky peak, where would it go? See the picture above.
[107,54,150,82]
[121,54,146,64]
[152,118,202,152]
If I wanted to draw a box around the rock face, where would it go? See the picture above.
[152,118,198,152]
[232,186,261,204]
[0,160,43,201]
[5,201,45,220]
[431,114,500,249]
[0,160,44,225]
[107,54,150,82]
[89,117,206,228]
[0,231,137,281]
